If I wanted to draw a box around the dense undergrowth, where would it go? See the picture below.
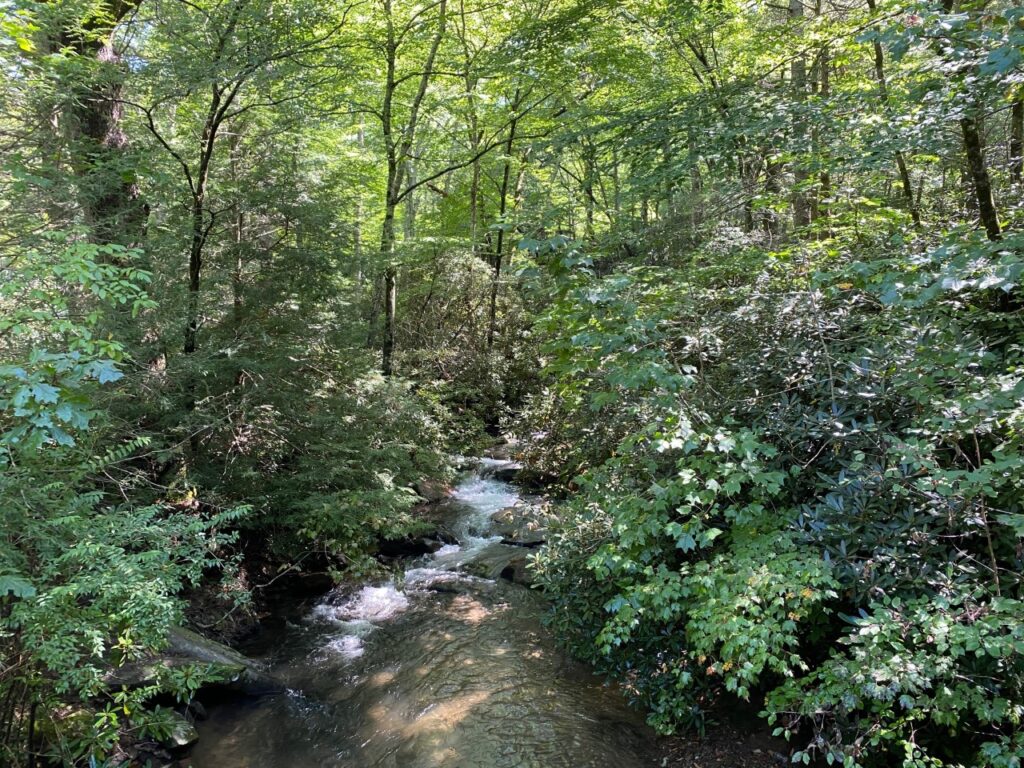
[524,226,1024,767]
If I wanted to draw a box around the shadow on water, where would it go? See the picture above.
[188,463,660,768]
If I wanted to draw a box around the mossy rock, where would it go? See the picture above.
[105,626,281,696]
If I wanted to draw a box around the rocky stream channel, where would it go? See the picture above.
[182,458,667,767]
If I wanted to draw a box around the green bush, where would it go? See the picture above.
[525,231,1024,766]
[0,236,244,764]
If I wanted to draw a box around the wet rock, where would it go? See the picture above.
[164,712,199,750]
[488,464,522,482]
[483,439,518,461]
[378,535,445,558]
[500,556,533,586]
[490,506,547,546]
[414,478,451,502]
[477,456,523,482]
[105,626,281,697]
[451,454,477,470]
[186,699,208,721]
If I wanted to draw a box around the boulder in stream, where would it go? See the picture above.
[482,439,518,461]
[414,478,451,502]
[104,626,281,697]
[483,463,522,482]
[499,555,533,586]
[490,505,548,546]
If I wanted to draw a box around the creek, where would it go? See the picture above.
[188,459,660,768]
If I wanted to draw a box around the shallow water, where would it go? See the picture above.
[189,462,659,767]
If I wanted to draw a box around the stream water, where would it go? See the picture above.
[188,460,660,768]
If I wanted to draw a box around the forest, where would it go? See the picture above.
[1,0,1023,765]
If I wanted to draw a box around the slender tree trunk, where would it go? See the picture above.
[812,42,831,230]
[611,146,621,224]
[487,88,521,350]
[354,118,365,286]
[934,0,997,238]
[457,0,483,248]
[582,138,597,240]
[469,144,482,243]
[865,0,920,226]
[688,125,703,233]
[1010,98,1023,188]
[790,0,810,231]
[764,153,782,239]
[184,199,205,356]
[741,156,756,232]
[381,165,399,375]
[378,0,448,376]
[379,5,400,377]
[403,156,417,241]
[229,132,245,326]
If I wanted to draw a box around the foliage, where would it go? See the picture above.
[0,234,243,764]
[3,0,1024,763]
[527,225,1024,766]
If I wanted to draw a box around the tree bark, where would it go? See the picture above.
[1011,98,1023,188]
[961,113,1001,240]
[229,131,245,327]
[812,43,831,230]
[378,0,448,376]
[56,1,147,249]
[935,0,998,239]
[789,0,810,231]
[487,88,522,351]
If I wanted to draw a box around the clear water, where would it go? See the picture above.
[188,461,659,767]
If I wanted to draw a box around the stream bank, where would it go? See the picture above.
[179,458,782,767]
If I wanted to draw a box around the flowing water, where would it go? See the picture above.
[189,461,659,768]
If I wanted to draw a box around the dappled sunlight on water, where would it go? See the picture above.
[189,460,659,768]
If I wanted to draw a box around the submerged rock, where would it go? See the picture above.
[164,712,199,750]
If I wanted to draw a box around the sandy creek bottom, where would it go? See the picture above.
[188,463,660,768]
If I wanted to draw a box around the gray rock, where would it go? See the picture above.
[490,506,547,545]
[499,556,533,586]
[105,626,282,696]
[483,441,517,461]
[414,478,451,502]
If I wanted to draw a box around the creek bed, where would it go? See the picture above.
[187,461,660,768]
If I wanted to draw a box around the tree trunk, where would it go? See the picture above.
[764,153,782,239]
[58,2,147,249]
[184,199,205,356]
[582,138,597,240]
[378,0,448,376]
[812,42,831,230]
[354,118,365,286]
[1011,98,1023,188]
[688,124,703,233]
[961,114,1001,240]
[865,0,920,226]
[487,88,522,351]
[789,0,810,231]
[403,161,417,241]
[381,192,398,376]
[230,131,245,327]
